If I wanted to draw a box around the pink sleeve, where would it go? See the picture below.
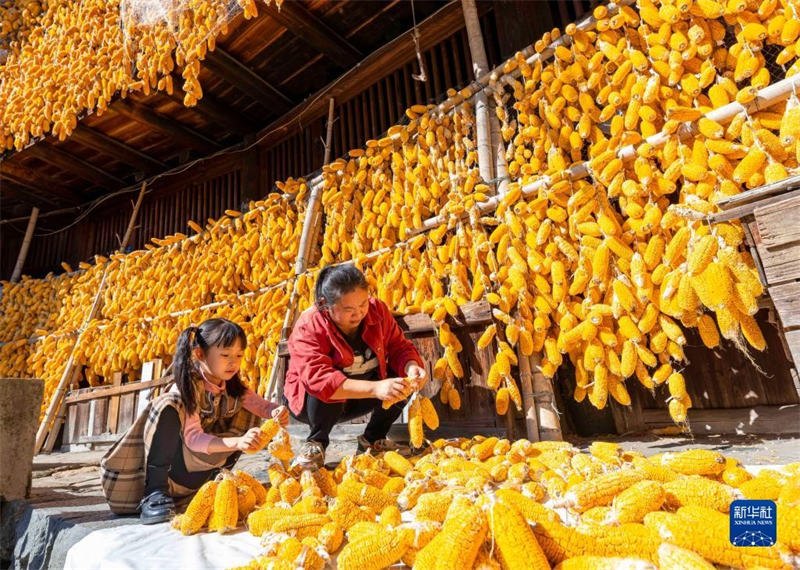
[182,411,216,454]
[242,389,279,418]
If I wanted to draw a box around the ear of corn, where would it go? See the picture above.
[180,480,218,535]
[208,473,238,534]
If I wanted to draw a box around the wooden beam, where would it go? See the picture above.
[113,99,221,154]
[163,81,254,136]
[69,126,166,173]
[715,174,800,212]
[254,1,473,149]
[708,188,800,224]
[203,48,293,113]
[0,177,62,207]
[262,0,362,68]
[1,159,84,204]
[24,143,124,188]
[63,376,172,405]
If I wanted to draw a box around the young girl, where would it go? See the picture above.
[284,264,427,469]
[101,318,289,524]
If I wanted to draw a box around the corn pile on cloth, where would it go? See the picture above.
[63,464,782,570]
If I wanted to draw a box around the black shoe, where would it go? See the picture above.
[139,489,175,525]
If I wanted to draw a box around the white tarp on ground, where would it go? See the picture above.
[63,522,263,570]
[64,464,788,570]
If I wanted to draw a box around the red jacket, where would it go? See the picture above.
[284,297,423,415]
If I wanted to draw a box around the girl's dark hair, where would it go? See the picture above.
[173,318,247,414]
[314,264,368,309]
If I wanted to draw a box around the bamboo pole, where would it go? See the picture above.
[264,98,336,402]
[463,0,544,441]
[10,207,39,283]
[412,73,800,235]
[461,0,494,188]
[119,182,146,250]
[34,182,148,454]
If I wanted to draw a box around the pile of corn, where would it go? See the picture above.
[173,419,292,534]
[311,0,800,424]
[171,438,800,569]
[0,0,280,151]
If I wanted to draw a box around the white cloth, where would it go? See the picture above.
[65,464,790,570]
[64,522,263,570]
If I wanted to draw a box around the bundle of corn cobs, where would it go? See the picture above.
[0,184,309,417]
[0,0,282,151]
[312,0,800,425]
[170,438,800,569]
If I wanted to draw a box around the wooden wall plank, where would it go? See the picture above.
[768,281,800,329]
[785,330,800,370]
[641,405,800,435]
[755,193,800,249]
[756,240,800,286]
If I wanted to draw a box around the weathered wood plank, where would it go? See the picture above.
[716,174,800,211]
[106,372,124,434]
[707,188,800,224]
[118,392,137,434]
[641,405,800,435]
[755,193,800,249]
[63,376,172,405]
[756,240,800,285]
[397,300,493,333]
[92,398,109,437]
[785,330,800,371]
[768,281,800,329]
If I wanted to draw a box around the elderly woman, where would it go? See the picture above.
[283,264,427,468]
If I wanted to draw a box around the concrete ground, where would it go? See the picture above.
[2,424,798,569]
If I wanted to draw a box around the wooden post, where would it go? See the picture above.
[517,354,540,441]
[529,353,562,441]
[265,98,335,402]
[461,0,495,187]
[10,207,39,283]
[42,366,82,452]
[34,183,148,454]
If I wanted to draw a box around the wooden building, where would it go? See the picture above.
[3,0,799,447]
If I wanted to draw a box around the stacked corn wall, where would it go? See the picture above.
[3,0,800,427]
[0,179,310,418]
[308,0,800,424]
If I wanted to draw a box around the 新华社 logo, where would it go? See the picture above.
[730,499,777,547]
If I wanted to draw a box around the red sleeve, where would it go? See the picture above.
[379,300,423,376]
[287,321,348,402]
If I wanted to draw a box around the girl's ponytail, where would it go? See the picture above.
[174,326,198,415]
